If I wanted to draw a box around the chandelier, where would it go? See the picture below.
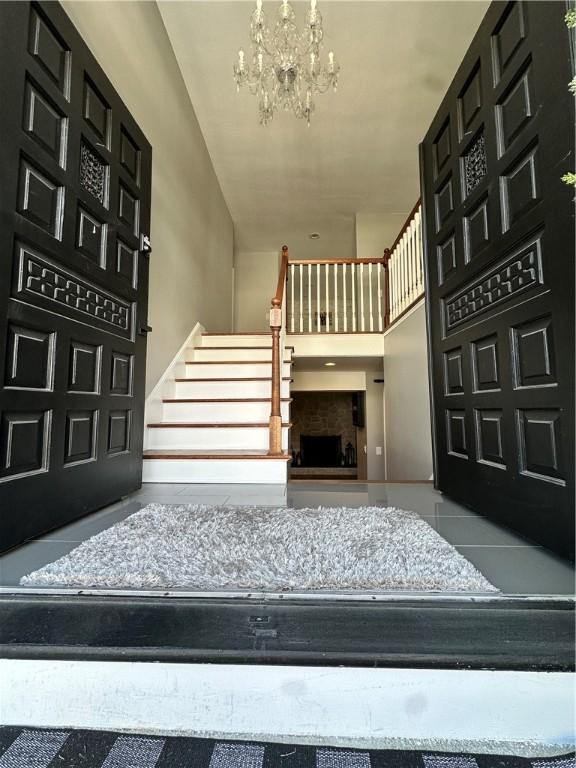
[233,0,340,126]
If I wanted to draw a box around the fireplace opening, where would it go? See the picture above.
[300,435,342,467]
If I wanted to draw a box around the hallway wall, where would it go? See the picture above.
[383,301,433,481]
[62,0,234,396]
[233,251,279,332]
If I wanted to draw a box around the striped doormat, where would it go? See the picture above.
[0,728,573,768]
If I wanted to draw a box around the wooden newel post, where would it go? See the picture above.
[268,245,289,456]
[382,247,391,329]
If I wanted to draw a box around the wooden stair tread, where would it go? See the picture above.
[174,377,293,382]
[163,398,292,403]
[202,332,271,336]
[147,422,292,428]
[199,345,294,350]
[143,449,291,461]
[185,360,292,365]
[199,346,274,350]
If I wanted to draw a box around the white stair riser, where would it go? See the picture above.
[162,401,290,423]
[143,459,288,484]
[193,348,291,362]
[184,362,291,379]
[147,426,289,451]
[174,380,291,399]
[200,335,271,348]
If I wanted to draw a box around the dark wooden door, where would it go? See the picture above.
[0,1,152,552]
[420,1,574,559]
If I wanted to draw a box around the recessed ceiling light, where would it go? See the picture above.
[309,233,320,240]
[325,362,336,367]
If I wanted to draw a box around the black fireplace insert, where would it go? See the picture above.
[300,435,342,467]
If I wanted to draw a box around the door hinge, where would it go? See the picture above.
[138,324,152,336]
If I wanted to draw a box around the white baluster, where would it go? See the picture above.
[405,227,410,307]
[307,264,312,332]
[325,263,330,333]
[334,263,339,332]
[416,209,424,296]
[398,243,403,314]
[343,263,348,332]
[377,261,383,332]
[412,213,418,299]
[402,232,408,312]
[406,230,412,307]
[389,256,394,321]
[316,263,321,332]
[392,252,398,321]
[403,234,409,312]
[351,262,357,332]
[299,264,303,333]
[368,262,374,332]
[360,263,365,332]
[290,264,295,333]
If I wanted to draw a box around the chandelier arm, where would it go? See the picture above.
[235,0,339,125]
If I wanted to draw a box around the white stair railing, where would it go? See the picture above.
[285,201,424,334]
[287,258,386,334]
[387,202,424,325]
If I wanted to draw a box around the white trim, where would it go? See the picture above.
[143,322,205,445]
[1,661,573,753]
[383,296,425,338]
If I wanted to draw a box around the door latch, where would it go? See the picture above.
[140,234,152,255]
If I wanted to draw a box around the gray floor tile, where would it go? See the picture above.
[137,494,231,505]
[1,481,573,596]
[227,496,288,507]
[0,541,82,586]
[140,483,189,494]
[289,482,370,493]
[421,515,536,546]
[191,484,286,496]
[35,501,142,543]
[456,545,575,595]
[288,491,371,508]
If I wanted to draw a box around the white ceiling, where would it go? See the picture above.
[158,1,489,259]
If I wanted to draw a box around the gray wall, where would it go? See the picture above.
[233,251,278,332]
[383,302,433,481]
[63,1,234,395]
[365,375,386,481]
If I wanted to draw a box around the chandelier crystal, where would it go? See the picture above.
[233,0,340,126]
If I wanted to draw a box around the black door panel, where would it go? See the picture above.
[420,1,574,559]
[0,1,152,552]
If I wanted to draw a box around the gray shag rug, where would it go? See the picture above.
[20,504,497,592]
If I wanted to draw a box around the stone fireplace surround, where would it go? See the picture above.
[290,392,357,471]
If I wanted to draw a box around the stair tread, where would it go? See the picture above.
[185,360,292,364]
[143,449,291,461]
[202,332,271,336]
[198,345,294,351]
[148,422,291,428]
[163,398,292,403]
[174,377,292,382]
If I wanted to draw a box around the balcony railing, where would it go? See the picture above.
[387,200,424,326]
[285,201,423,334]
[267,202,424,454]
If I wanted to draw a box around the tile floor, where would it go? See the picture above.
[0,482,573,595]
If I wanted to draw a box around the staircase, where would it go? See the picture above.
[142,332,293,484]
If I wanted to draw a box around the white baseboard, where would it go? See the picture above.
[144,322,205,448]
